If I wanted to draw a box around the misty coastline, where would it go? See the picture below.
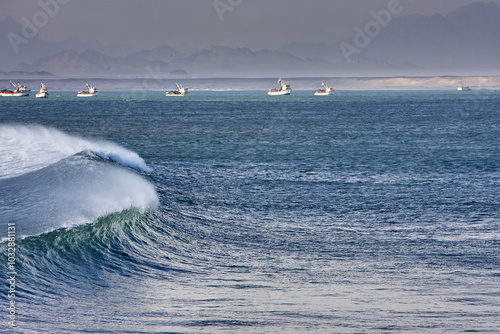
[1,75,499,92]
[3,2,500,86]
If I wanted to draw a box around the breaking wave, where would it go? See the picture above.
[0,124,158,240]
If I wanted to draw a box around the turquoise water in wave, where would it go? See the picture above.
[1,90,499,333]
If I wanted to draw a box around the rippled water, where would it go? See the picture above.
[1,90,499,333]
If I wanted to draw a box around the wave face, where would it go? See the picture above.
[0,124,158,240]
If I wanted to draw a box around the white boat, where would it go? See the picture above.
[77,84,98,97]
[35,82,49,98]
[457,82,471,91]
[314,83,334,96]
[0,81,31,97]
[166,83,189,96]
[268,77,292,96]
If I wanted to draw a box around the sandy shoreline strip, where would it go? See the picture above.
[1,75,499,91]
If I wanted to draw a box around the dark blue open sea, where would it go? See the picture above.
[1,90,499,333]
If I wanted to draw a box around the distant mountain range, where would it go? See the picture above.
[1,2,499,78]
[362,1,500,74]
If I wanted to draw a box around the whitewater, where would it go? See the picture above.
[0,124,158,240]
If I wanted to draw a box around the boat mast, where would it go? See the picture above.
[9,80,20,90]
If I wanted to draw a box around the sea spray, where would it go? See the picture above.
[0,124,153,179]
[90,141,153,173]
[0,124,158,239]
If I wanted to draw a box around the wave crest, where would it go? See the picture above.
[0,124,158,240]
[0,124,152,179]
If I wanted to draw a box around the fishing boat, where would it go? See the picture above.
[166,83,189,96]
[77,84,98,97]
[314,83,334,96]
[0,81,31,97]
[457,82,471,91]
[268,77,292,96]
[35,82,49,98]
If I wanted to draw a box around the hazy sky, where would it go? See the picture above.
[2,0,500,51]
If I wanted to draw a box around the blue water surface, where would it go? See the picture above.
[0,90,499,333]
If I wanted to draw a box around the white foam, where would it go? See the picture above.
[91,141,152,173]
[0,159,159,240]
[0,124,158,239]
[0,124,152,179]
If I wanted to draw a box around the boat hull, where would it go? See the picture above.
[36,92,48,98]
[268,89,291,96]
[0,91,30,97]
[314,91,334,96]
[166,92,188,96]
[77,93,97,97]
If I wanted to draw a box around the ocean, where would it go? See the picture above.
[0,90,499,333]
